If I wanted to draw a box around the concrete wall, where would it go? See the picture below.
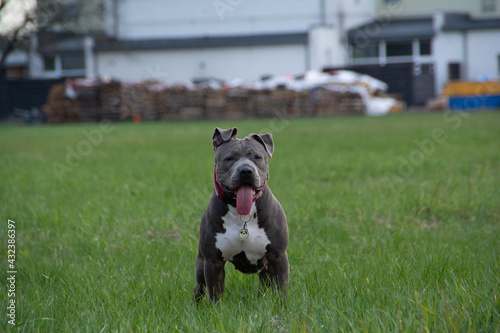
[115,0,375,39]
[96,0,375,81]
[433,30,464,95]
[309,25,344,70]
[117,0,314,39]
[466,29,500,80]
[96,44,308,82]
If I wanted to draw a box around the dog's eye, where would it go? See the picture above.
[254,155,261,160]
[225,156,234,161]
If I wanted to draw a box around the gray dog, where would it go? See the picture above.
[194,127,289,302]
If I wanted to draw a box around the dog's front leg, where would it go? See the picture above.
[259,252,289,300]
[204,260,226,302]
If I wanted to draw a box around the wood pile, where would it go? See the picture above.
[205,88,226,119]
[99,82,121,121]
[78,88,99,122]
[120,82,160,121]
[292,91,313,117]
[226,89,250,119]
[271,89,295,117]
[44,80,379,123]
[119,83,141,120]
[311,87,364,116]
[157,85,188,120]
[179,87,206,120]
[249,90,271,117]
[44,83,80,123]
[335,91,364,116]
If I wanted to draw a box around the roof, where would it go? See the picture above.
[38,31,105,54]
[95,32,309,52]
[347,13,500,44]
[442,13,500,31]
[347,17,434,43]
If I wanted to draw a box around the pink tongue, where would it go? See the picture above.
[236,185,254,215]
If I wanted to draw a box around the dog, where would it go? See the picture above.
[194,127,289,302]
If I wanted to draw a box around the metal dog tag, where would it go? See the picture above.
[239,216,250,240]
[239,228,249,240]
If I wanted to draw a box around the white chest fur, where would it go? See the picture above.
[215,204,270,265]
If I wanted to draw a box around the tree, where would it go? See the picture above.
[0,0,104,75]
[0,0,35,73]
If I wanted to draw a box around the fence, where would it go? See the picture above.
[0,78,64,120]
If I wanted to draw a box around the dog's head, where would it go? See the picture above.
[212,127,274,212]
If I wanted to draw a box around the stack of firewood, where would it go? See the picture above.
[99,82,121,121]
[44,80,378,123]
[225,89,250,119]
[205,88,226,119]
[311,87,364,116]
[44,83,80,123]
[156,85,188,120]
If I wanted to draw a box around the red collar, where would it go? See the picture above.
[214,165,264,204]
[213,165,225,200]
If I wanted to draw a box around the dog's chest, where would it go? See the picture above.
[215,204,270,265]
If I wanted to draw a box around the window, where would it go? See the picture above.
[60,52,85,71]
[43,52,85,77]
[417,63,434,75]
[351,42,379,59]
[43,55,56,71]
[419,40,431,55]
[386,41,412,57]
[482,0,496,12]
[448,63,461,81]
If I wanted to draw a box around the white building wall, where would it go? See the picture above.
[433,28,500,95]
[94,0,376,81]
[309,25,341,70]
[341,0,376,29]
[117,0,312,38]
[466,29,500,80]
[96,44,307,82]
[115,0,375,39]
[433,31,464,95]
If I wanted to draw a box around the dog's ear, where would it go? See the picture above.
[250,133,274,158]
[212,127,238,150]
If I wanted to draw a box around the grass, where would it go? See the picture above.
[1,111,499,332]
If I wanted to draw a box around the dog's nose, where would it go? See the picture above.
[239,167,253,178]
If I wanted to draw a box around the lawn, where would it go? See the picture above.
[1,111,499,332]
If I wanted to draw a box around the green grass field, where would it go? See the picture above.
[1,112,499,332]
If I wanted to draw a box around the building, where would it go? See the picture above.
[434,13,500,95]
[94,0,375,83]
[346,0,500,104]
[4,0,376,82]
[376,0,500,19]
[0,0,107,79]
[3,0,500,107]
